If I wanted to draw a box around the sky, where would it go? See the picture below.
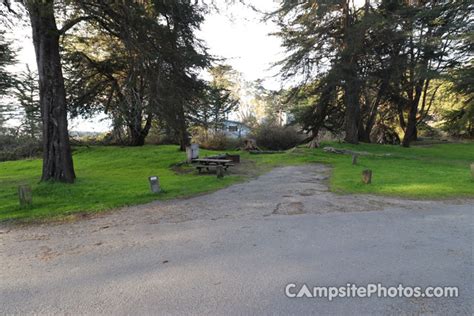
[198,1,283,90]
[7,1,284,132]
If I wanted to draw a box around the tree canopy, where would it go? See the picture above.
[272,0,473,147]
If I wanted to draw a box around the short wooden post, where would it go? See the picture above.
[352,154,358,165]
[216,165,224,178]
[471,163,474,179]
[18,185,32,208]
[362,169,372,184]
[148,176,161,193]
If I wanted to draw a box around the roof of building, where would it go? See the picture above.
[223,120,250,128]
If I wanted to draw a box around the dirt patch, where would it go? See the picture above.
[36,246,60,261]
[171,164,195,175]
[299,189,318,196]
[273,202,305,215]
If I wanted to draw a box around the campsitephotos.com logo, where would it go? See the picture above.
[285,283,459,301]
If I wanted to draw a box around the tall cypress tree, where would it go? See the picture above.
[2,0,81,182]
[272,0,366,144]
[14,66,41,138]
[272,0,472,146]
[63,0,209,148]
[0,30,16,129]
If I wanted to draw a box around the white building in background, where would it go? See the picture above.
[220,120,251,139]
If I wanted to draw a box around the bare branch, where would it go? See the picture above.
[2,0,17,14]
[58,16,93,35]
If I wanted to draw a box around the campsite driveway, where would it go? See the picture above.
[1,165,473,314]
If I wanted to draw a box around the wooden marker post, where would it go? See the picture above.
[352,154,358,165]
[362,169,372,184]
[216,165,224,178]
[471,163,474,179]
[18,185,32,208]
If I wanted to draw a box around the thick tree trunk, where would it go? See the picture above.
[175,106,189,151]
[128,129,147,146]
[178,128,190,151]
[306,128,320,149]
[341,1,360,144]
[401,84,423,147]
[360,80,387,143]
[27,0,75,183]
[359,116,374,143]
[401,106,417,147]
[128,113,152,146]
[362,106,380,143]
[343,80,360,144]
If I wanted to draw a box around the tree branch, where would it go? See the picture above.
[2,0,17,14]
[58,16,93,35]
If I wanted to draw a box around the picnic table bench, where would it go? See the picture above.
[192,158,234,173]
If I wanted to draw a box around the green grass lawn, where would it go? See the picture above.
[1,142,473,222]
[0,145,243,222]
[249,142,474,198]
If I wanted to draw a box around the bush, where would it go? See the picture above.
[190,126,242,150]
[441,106,474,138]
[417,122,442,139]
[145,126,178,145]
[251,123,304,150]
[370,123,400,145]
[0,131,42,162]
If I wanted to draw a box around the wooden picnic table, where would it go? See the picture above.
[192,158,234,173]
[193,158,232,164]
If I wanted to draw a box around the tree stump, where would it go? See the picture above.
[471,163,474,179]
[18,185,32,208]
[352,154,358,165]
[306,138,320,148]
[243,139,258,151]
[362,169,372,184]
[148,176,161,193]
[216,165,224,178]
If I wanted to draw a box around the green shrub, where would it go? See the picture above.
[417,122,442,139]
[251,123,304,150]
[0,133,42,162]
[191,126,242,150]
[441,105,474,138]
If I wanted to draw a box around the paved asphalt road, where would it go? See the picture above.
[1,166,473,314]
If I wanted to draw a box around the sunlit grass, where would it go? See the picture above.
[0,145,242,222]
[243,142,474,199]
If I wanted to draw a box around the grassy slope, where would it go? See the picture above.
[0,143,473,222]
[0,146,242,222]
